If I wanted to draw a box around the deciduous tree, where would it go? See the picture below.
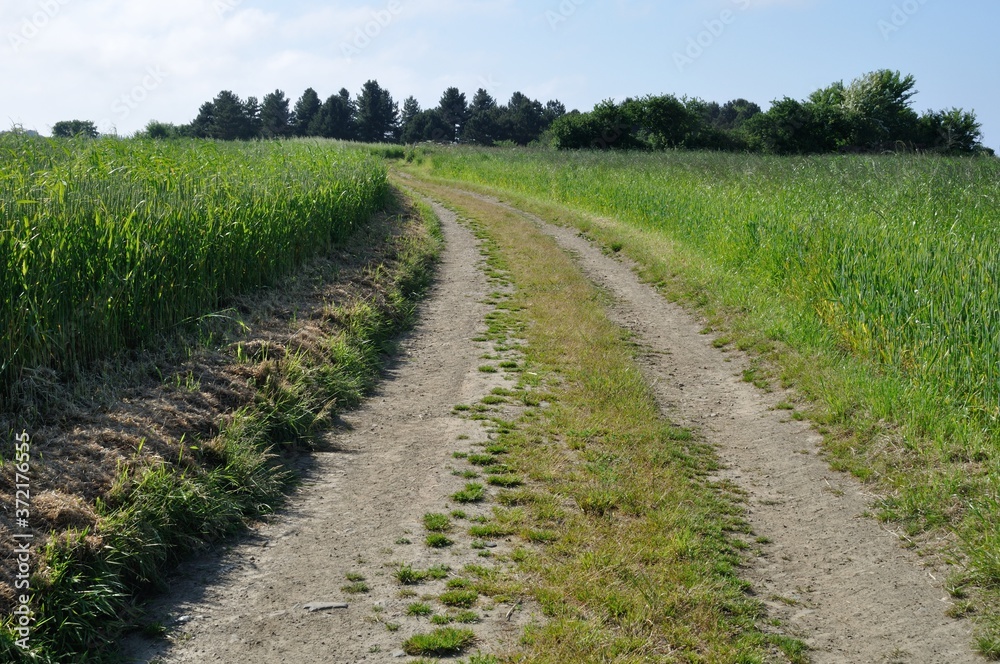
[52,120,98,138]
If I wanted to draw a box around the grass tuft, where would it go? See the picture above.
[452,483,486,504]
[423,513,452,532]
[487,475,523,488]
[402,627,476,657]
[406,602,434,617]
[425,533,454,548]
[439,589,479,609]
[341,581,370,594]
[396,564,430,585]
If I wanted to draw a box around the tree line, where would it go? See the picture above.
[50,70,989,155]
[551,70,988,155]
[139,80,567,147]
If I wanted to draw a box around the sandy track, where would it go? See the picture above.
[124,202,532,663]
[460,189,982,663]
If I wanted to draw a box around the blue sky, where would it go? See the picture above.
[3,0,998,147]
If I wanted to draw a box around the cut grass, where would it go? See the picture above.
[524,529,558,544]
[401,174,807,661]
[467,454,495,466]
[453,610,481,624]
[427,564,451,580]
[469,523,513,539]
[430,610,480,626]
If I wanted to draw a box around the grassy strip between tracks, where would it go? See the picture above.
[0,193,442,663]
[401,174,807,663]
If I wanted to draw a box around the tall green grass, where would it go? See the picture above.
[0,135,388,409]
[426,148,1000,429]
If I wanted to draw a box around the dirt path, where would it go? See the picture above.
[453,188,982,663]
[124,202,535,663]
[125,181,984,664]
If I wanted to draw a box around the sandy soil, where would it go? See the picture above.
[125,182,984,663]
[123,201,537,663]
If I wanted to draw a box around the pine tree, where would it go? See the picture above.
[260,90,292,138]
[292,88,322,137]
[438,87,469,138]
[310,93,356,140]
[355,80,399,143]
